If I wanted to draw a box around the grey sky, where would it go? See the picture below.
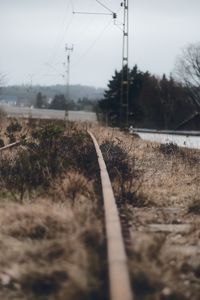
[0,0,200,88]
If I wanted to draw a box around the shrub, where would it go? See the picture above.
[5,120,22,143]
[158,142,181,155]
[0,123,98,201]
[188,198,200,214]
[100,140,132,182]
[0,107,6,124]
[0,137,4,148]
[100,140,142,206]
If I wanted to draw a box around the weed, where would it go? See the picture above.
[0,123,98,201]
[21,271,68,296]
[0,149,51,201]
[100,139,142,206]
[65,174,90,205]
[63,131,99,179]
[158,142,181,155]
[193,264,200,278]
[132,271,162,296]
[119,191,148,207]
[5,120,22,143]
[160,290,187,300]
[188,198,200,214]
[0,123,107,300]
[0,137,4,147]
[0,108,6,124]
[158,142,200,168]
[101,140,132,181]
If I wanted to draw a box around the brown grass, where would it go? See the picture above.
[1,120,199,299]
[0,171,106,300]
[0,120,107,300]
[93,125,200,300]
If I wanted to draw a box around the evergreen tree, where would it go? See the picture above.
[35,92,44,108]
[49,94,66,110]
[99,65,196,129]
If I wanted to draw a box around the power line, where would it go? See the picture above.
[95,0,115,14]
[73,11,112,16]
[45,62,64,78]
[71,1,118,66]
[72,13,98,47]
[70,0,74,12]
[71,18,113,67]
[48,0,74,66]
[73,0,117,20]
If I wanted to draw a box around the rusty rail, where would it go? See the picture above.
[88,131,133,300]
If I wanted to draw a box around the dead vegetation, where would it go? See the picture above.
[0,120,107,300]
[1,120,199,299]
[0,120,98,201]
[94,125,200,300]
[100,138,145,207]
[0,194,106,300]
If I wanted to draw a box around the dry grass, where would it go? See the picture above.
[94,125,199,208]
[0,171,106,300]
[93,125,200,300]
[0,120,107,300]
[1,120,199,299]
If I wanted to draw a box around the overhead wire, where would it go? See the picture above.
[45,63,65,78]
[95,0,115,14]
[47,0,74,66]
[71,1,123,62]
[70,0,74,12]
[67,0,106,54]
[71,18,113,68]
[46,0,123,84]
[73,11,112,16]
[73,0,116,18]
[48,1,71,54]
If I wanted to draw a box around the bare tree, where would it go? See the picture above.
[175,42,200,111]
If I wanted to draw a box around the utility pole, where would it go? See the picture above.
[120,0,129,128]
[65,44,74,102]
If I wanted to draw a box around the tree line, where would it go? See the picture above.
[35,92,98,112]
[99,42,200,130]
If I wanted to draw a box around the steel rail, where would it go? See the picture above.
[88,131,133,300]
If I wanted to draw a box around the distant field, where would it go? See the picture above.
[0,105,97,122]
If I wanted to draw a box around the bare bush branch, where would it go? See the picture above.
[175,42,200,110]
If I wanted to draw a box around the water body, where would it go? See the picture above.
[137,132,200,150]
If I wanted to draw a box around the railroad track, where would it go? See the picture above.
[88,131,134,300]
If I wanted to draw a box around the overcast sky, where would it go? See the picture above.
[0,0,200,88]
